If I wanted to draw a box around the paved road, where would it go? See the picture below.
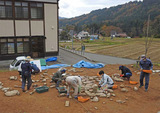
[60,48,136,64]
[0,48,136,70]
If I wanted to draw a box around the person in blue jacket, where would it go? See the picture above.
[119,65,132,81]
[31,62,40,75]
[21,59,32,92]
[139,55,153,92]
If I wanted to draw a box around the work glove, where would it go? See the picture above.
[74,96,78,99]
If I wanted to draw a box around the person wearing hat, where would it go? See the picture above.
[30,62,40,75]
[98,70,114,89]
[21,59,32,92]
[139,55,153,92]
[119,65,132,81]
[50,68,66,88]
[65,76,82,99]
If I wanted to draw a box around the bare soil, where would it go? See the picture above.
[0,65,160,113]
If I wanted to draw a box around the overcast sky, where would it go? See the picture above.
[59,0,142,18]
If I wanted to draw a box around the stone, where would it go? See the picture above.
[137,72,141,75]
[102,102,106,104]
[0,86,3,89]
[89,89,93,93]
[92,84,98,93]
[19,79,22,82]
[69,95,72,99]
[42,79,46,82]
[133,86,138,91]
[5,90,20,97]
[65,101,70,107]
[43,73,48,76]
[110,99,113,101]
[107,93,111,98]
[50,85,56,88]
[116,100,125,104]
[32,80,35,83]
[111,94,116,97]
[0,82,2,85]
[125,98,128,100]
[10,76,17,80]
[107,89,114,93]
[32,84,38,88]
[97,90,103,93]
[14,85,21,88]
[59,93,66,97]
[85,91,95,97]
[112,75,124,82]
[99,93,107,97]
[2,87,10,92]
[120,84,125,88]
[30,92,34,95]
[91,97,99,102]
[44,83,47,86]
[94,107,98,110]
[121,88,128,92]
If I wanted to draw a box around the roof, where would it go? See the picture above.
[16,56,26,60]
[24,0,58,3]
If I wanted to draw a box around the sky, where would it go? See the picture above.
[59,0,142,18]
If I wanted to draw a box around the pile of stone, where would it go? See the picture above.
[112,74,124,82]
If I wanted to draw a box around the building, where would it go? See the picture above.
[77,31,90,39]
[0,0,59,60]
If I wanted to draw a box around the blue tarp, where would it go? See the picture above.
[72,60,105,68]
[41,64,70,70]
[46,57,57,62]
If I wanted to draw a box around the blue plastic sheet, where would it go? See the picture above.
[41,64,70,70]
[72,60,105,68]
[46,57,57,62]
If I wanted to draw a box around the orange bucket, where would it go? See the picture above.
[78,96,90,103]
[142,70,152,74]
[112,85,118,89]
[129,81,138,85]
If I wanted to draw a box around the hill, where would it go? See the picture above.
[59,0,160,37]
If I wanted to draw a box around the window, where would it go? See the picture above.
[0,0,13,18]
[15,2,28,19]
[30,3,43,19]
[1,43,7,54]
[17,38,29,53]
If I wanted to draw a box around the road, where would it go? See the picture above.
[59,48,136,64]
[0,48,136,70]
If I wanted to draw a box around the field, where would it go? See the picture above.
[60,37,160,63]
[0,64,160,113]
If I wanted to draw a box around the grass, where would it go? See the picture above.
[60,37,160,63]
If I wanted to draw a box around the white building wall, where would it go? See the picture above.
[31,21,44,36]
[0,20,14,37]
[15,20,29,36]
[44,3,58,52]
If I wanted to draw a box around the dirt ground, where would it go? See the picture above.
[0,64,160,113]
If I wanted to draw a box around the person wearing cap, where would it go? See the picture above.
[50,69,66,87]
[98,70,114,89]
[21,59,32,92]
[119,65,132,81]
[65,76,82,99]
[139,55,153,92]
[30,62,40,75]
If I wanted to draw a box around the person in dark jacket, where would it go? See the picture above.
[21,59,32,92]
[119,65,132,81]
[31,62,40,75]
[50,69,66,88]
[139,55,153,92]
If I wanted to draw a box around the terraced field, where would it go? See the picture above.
[60,38,160,63]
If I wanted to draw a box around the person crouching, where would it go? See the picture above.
[66,76,82,99]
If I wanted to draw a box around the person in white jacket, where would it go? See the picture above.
[98,70,114,89]
[65,76,82,99]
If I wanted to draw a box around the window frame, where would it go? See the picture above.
[14,1,29,19]
[0,0,13,19]
[30,2,44,20]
